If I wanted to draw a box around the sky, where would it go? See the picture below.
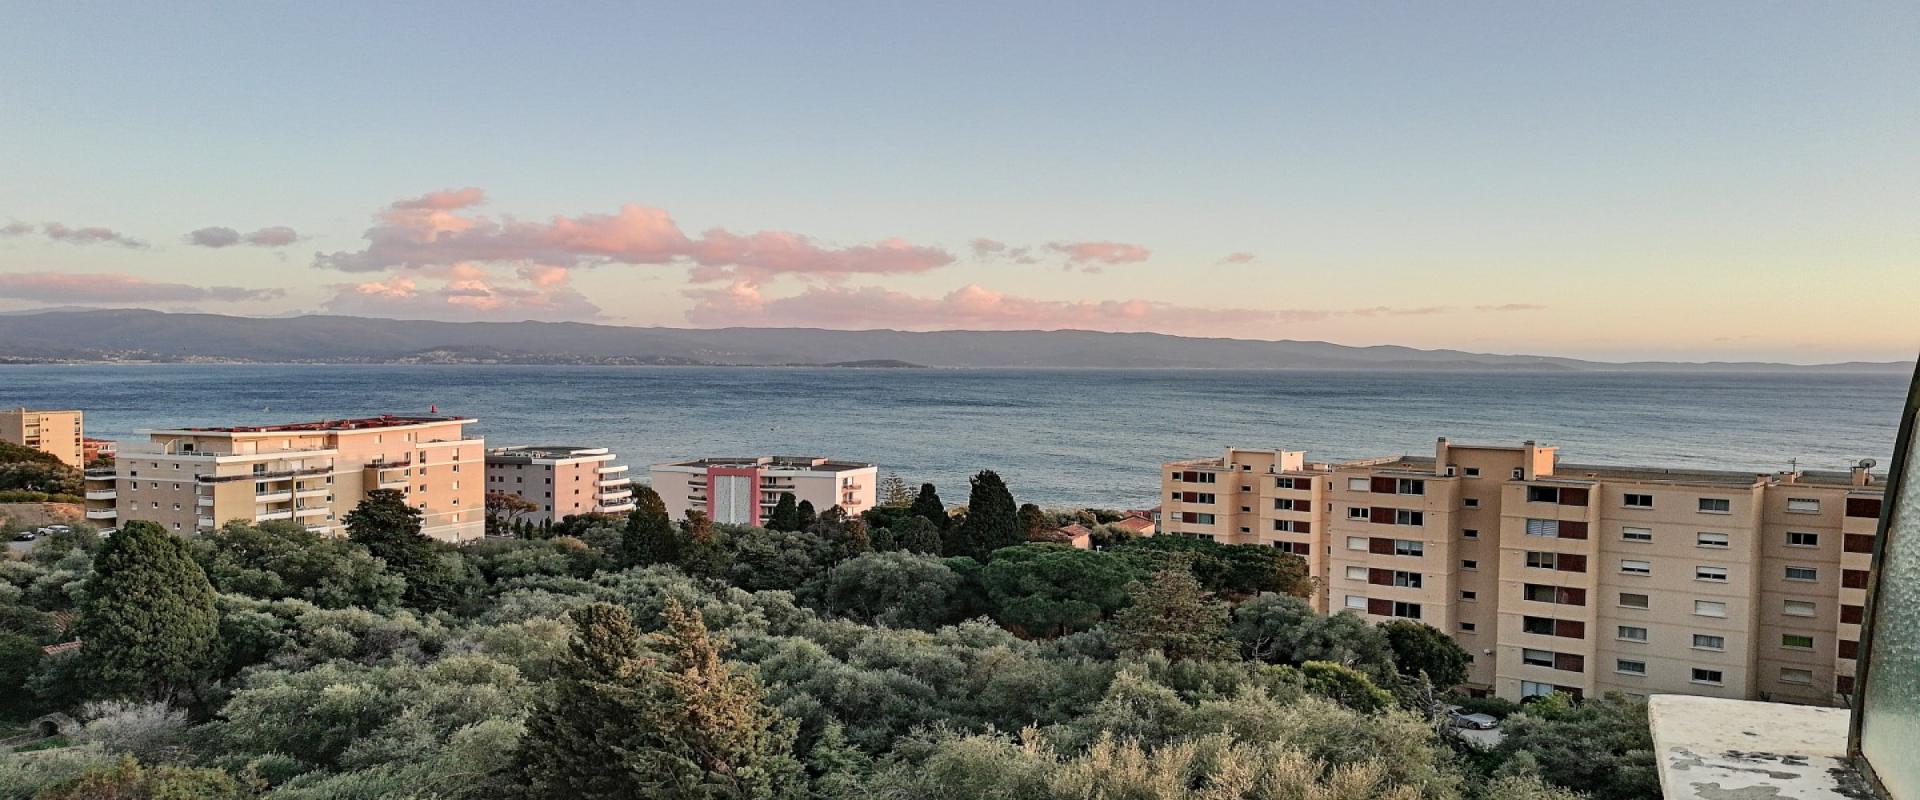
[1,2,1916,363]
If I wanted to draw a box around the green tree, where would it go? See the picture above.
[636,600,804,798]
[190,520,405,610]
[1298,660,1393,713]
[795,499,817,531]
[1230,594,1398,679]
[344,489,473,611]
[514,602,652,798]
[71,521,221,702]
[977,544,1140,637]
[892,516,943,555]
[35,756,244,800]
[949,470,1019,560]
[486,490,539,534]
[1381,619,1470,689]
[1493,692,1659,800]
[1017,503,1051,541]
[678,510,730,579]
[804,551,966,630]
[909,483,948,530]
[623,485,678,567]
[1110,560,1234,661]
[877,473,912,507]
[767,493,801,532]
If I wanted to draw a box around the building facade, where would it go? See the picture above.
[650,456,878,525]
[83,414,486,542]
[1161,437,1885,706]
[485,446,635,524]
[1,407,85,467]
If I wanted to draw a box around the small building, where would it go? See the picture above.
[82,437,116,463]
[1055,522,1095,549]
[1112,515,1156,538]
[485,446,634,525]
[651,456,877,526]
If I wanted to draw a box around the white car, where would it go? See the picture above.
[1447,710,1499,730]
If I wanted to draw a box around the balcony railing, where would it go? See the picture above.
[84,468,116,479]
[84,489,117,501]
[84,508,117,520]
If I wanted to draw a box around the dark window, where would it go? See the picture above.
[1370,476,1396,494]
[1846,497,1882,518]
[1370,507,1395,524]
[1558,521,1589,540]
[1842,604,1864,625]
[1527,486,1558,503]
[1366,598,1392,616]
[1845,533,1875,554]
[1843,569,1870,589]
[1392,601,1422,619]
[1368,537,1394,555]
[1556,619,1586,639]
[1522,616,1555,635]
[1839,639,1859,660]
[1553,652,1585,672]
[1623,493,1653,507]
[1397,478,1426,495]
[1368,568,1392,586]
[1558,487,1590,506]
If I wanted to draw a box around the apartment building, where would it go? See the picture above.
[1161,437,1886,706]
[485,445,636,524]
[651,456,878,525]
[1,407,85,467]
[83,414,486,542]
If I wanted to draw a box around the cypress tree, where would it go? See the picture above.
[679,510,729,578]
[952,470,1020,560]
[795,499,817,531]
[909,483,947,530]
[767,492,800,532]
[345,489,449,608]
[639,599,804,798]
[1018,503,1051,541]
[513,602,651,798]
[622,485,677,567]
[72,521,221,701]
[1112,558,1235,662]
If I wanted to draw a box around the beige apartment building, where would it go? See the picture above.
[650,456,878,525]
[1161,437,1886,706]
[84,414,486,542]
[485,445,636,524]
[1,407,85,467]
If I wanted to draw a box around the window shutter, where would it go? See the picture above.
[1557,554,1588,573]
[1368,568,1392,586]
[1839,639,1859,660]
[1558,521,1589,540]
[1843,569,1870,589]
[1370,507,1395,524]
[1557,587,1587,606]
[1294,521,1311,534]
[1842,604,1863,624]
[1845,533,1875,553]
[1366,598,1392,616]
[1370,476,1396,494]
[1558,487,1590,506]
[1846,497,1882,518]
[1553,653,1584,672]
[1368,537,1394,555]
[1554,619,1586,639]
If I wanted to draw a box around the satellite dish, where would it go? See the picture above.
[1860,459,1877,470]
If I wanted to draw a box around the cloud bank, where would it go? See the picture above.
[187,226,301,248]
[1,222,147,248]
[0,272,282,303]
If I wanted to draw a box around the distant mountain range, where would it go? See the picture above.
[0,308,1907,372]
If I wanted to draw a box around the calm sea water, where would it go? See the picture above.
[1,365,1907,508]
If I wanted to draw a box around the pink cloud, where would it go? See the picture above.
[321,266,602,322]
[0,272,281,303]
[686,282,1317,334]
[1221,251,1256,264]
[187,225,302,248]
[1475,303,1548,312]
[315,189,955,283]
[1045,240,1150,269]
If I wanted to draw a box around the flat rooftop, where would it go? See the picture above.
[664,456,874,472]
[487,445,611,461]
[170,414,471,434]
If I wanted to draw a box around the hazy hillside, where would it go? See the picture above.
[0,308,1906,372]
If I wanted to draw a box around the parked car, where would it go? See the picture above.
[1447,709,1499,730]
[11,532,35,542]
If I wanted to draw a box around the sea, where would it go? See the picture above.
[0,365,1908,509]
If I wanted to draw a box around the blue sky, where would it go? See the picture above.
[2,2,1916,361]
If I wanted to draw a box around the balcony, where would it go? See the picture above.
[293,507,328,518]
[84,489,117,501]
[596,464,629,474]
[597,501,637,514]
[597,477,632,488]
[295,487,329,499]
[596,490,633,503]
[255,509,294,522]
[84,468,116,480]
[196,495,214,507]
[254,490,293,503]
[85,508,117,520]
[196,516,215,529]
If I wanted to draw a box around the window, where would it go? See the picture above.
[1624,493,1654,508]
[1621,559,1652,576]
[1396,478,1425,495]
[1347,506,1370,519]
[1526,519,1557,537]
[1781,634,1814,650]
[1391,570,1423,588]
[1784,566,1818,582]
[1617,659,1647,675]
[1463,497,1480,508]
[1520,680,1556,699]
[1393,539,1424,556]
[1464,467,1480,477]
[1619,592,1650,609]
[1524,584,1586,606]
[1459,621,1477,632]
[1696,532,1729,548]
[1695,566,1728,582]
[1784,599,1817,617]
[1698,497,1731,513]
[1526,551,1557,569]
[1694,600,1727,618]
[1346,537,1367,551]
[1622,526,1653,542]
[1391,601,1422,619]
[1522,617,1555,635]
[1394,509,1424,526]
[1463,528,1479,539]
[1345,566,1368,580]
[1780,668,1814,685]
[1527,486,1556,503]
[1618,625,1649,642]
[1344,595,1367,610]
[1522,648,1553,667]
[1460,590,1477,601]
[1347,477,1369,491]
[1178,512,1216,524]
[1691,668,1724,686]
[1274,498,1297,511]
[1786,498,1820,513]
[1461,559,1478,570]
[1788,531,1819,548]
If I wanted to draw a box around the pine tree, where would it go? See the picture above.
[767,493,800,532]
[1111,559,1235,661]
[1018,503,1051,541]
[679,510,730,578]
[893,516,943,555]
[795,500,817,530]
[623,485,678,567]
[951,470,1020,560]
[345,489,452,609]
[72,521,221,702]
[909,483,947,531]
[639,599,804,798]
[877,473,912,508]
[512,602,652,798]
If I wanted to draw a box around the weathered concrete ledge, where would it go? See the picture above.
[1649,694,1876,799]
